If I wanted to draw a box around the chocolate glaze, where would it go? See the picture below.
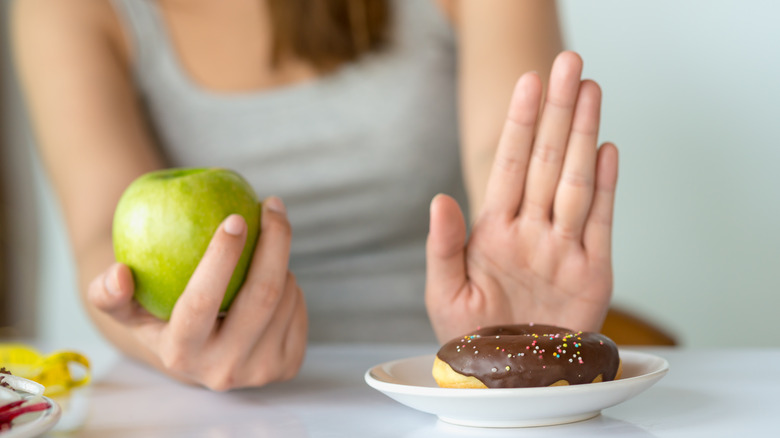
[436,324,620,388]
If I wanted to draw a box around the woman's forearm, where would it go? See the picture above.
[455,1,564,218]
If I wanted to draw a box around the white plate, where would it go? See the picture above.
[365,349,669,428]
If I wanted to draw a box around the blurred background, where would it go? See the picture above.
[2,0,779,348]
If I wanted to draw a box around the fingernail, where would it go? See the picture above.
[223,214,246,236]
[104,266,120,296]
[264,197,286,214]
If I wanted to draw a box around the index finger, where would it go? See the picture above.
[481,71,542,218]
[218,197,293,341]
[167,214,248,348]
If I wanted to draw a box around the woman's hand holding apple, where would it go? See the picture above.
[88,197,308,391]
[425,51,619,343]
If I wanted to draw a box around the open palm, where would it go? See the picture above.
[426,52,619,343]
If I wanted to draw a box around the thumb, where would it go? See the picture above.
[425,194,468,305]
[88,262,137,323]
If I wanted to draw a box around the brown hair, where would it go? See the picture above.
[267,0,390,72]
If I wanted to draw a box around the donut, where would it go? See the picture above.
[432,324,622,388]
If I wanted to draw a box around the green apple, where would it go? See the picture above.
[112,168,260,320]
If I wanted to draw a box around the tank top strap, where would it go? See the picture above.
[109,0,169,73]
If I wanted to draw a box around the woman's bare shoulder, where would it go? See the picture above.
[12,0,128,64]
[13,0,115,31]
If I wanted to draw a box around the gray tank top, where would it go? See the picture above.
[111,0,468,343]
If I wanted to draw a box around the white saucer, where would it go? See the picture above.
[365,349,669,428]
[1,375,61,438]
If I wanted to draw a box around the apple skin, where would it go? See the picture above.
[112,168,260,320]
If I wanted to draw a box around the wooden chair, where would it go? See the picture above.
[601,307,677,346]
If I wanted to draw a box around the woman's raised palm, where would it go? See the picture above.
[426,51,619,343]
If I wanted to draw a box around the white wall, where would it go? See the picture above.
[558,0,780,346]
[2,0,779,348]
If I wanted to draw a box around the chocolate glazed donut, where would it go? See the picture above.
[433,324,621,388]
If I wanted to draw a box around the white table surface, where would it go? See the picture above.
[40,344,780,437]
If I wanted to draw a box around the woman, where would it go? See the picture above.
[12,0,617,390]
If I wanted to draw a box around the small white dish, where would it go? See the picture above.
[1,375,61,438]
[365,349,669,428]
